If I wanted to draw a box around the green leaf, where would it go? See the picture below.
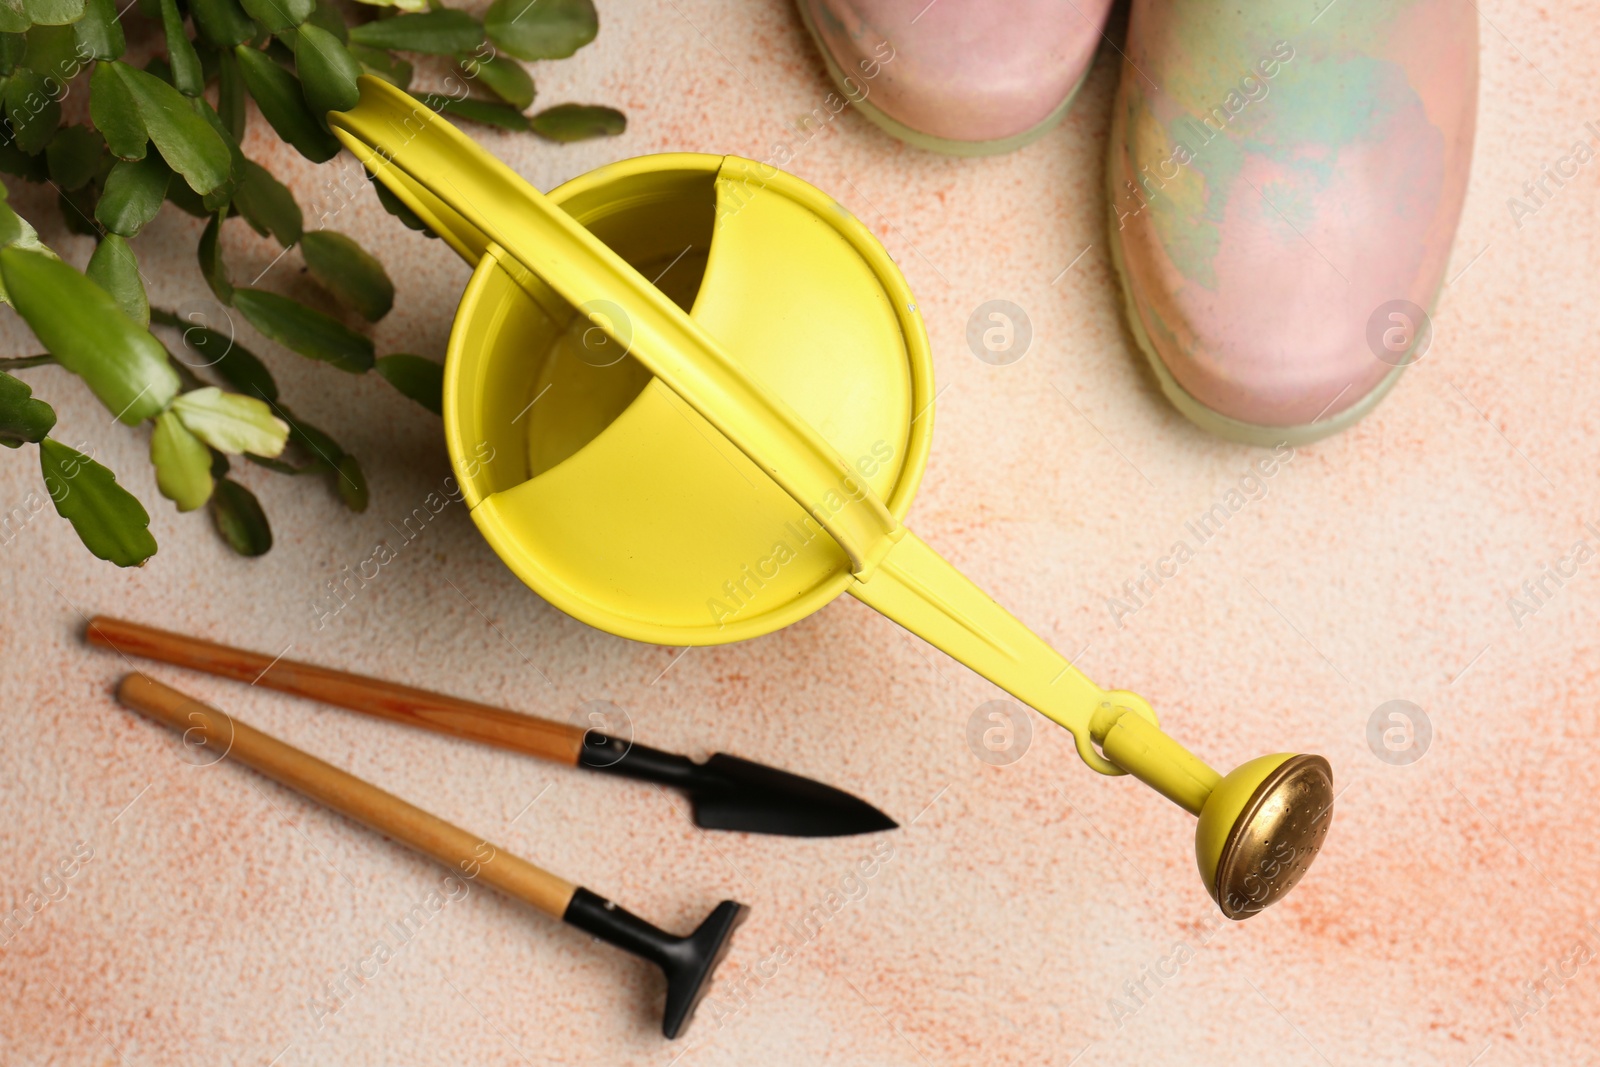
[261,36,294,65]
[192,96,244,211]
[164,173,208,217]
[171,385,289,455]
[0,133,48,178]
[0,186,55,272]
[0,32,25,73]
[233,159,302,246]
[189,0,255,48]
[238,0,310,32]
[529,103,624,142]
[233,287,374,372]
[22,22,78,72]
[151,308,279,402]
[349,9,483,55]
[88,61,147,160]
[245,452,306,474]
[198,211,233,303]
[96,153,171,237]
[233,45,340,163]
[57,184,99,236]
[40,437,157,566]
[73,0,126,59]
[196,37,224,83]
[335,453,367,510]
[207,331,278,401]
[216,48,245,141]
[158,0,205,96]
[305,0,345,42]
[347,42,410,89]
[0,195,56,305]
[5,69,62,155]
[268,409,374,524]
[459,49,534,110]
[150,409,213,510]
[293,22,361,117]
[283,409,342,463]
[422,93,529,132]
[0,370,56,446]
[0,10,25,34]
[209,476,271,554]
[95,62,232,193]
[484,0,595,61]
[85,234,149,326]
[300,230,392,321]
[374,353,440,414]
[369,171,430,233]
[21,0,86,27]
[44,124,102,190]
[0,248,179,423]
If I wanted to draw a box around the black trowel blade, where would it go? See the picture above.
[579,734,898,838]
[689,753,898,837]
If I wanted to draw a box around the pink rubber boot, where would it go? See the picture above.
[1107,0,1478,443]
[797,0,1114,155]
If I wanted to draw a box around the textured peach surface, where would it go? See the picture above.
[2,2,1598,1064]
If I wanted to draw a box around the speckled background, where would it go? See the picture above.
[2,2,1597,1064]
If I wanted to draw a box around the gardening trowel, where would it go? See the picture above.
[86,615,896,838]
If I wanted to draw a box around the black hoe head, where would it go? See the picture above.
[658,899,747,1038]
[579,736,898,838]
[563,888,748,1039]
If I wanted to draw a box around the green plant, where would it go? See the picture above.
[0,0,622,564]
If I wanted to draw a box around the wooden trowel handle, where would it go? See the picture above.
[87,616,586,765]
[116,674,578,918]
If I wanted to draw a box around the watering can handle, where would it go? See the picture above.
[327,77,904,576]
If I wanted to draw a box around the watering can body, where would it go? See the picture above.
[443,153,935,646]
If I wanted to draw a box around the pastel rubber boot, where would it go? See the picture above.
[798,0,1114,155]
[1107,0,1478,443]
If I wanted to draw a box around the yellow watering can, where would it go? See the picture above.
[329,77,1332,919]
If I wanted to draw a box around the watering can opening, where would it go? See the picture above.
[442,154,936,646]
[448,163,717,499]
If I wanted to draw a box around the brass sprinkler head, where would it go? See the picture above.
[1090,700,1334,920]
[1196,754,1334,919]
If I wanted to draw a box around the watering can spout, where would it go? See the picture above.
[852,531,1334,918]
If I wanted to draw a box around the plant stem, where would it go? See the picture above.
[0,354,54,369]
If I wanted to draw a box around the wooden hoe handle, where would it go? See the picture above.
[116,673,577,919]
